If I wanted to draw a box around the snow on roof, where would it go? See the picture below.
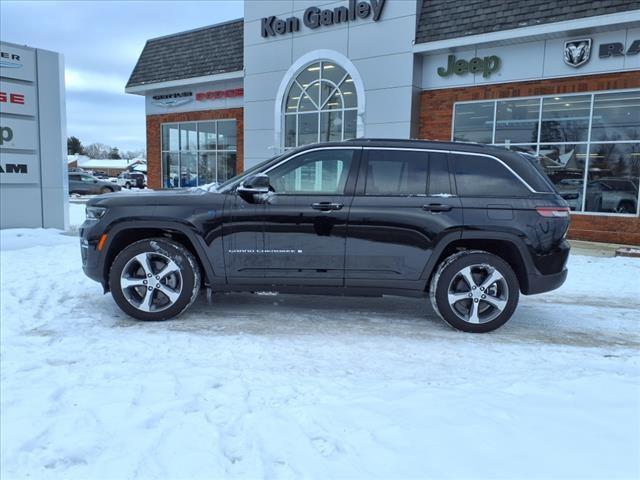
[66,154,146,170]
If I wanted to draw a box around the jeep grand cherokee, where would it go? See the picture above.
[80,139,570,333]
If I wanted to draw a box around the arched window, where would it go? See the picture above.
[283,61,358,148]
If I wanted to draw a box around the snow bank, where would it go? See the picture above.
[1,229,638,479]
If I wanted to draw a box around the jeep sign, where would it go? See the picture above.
[437,54,502,78]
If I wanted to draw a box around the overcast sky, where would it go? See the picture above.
[1,0,243,153]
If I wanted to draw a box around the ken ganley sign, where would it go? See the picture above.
[261,0,386,37]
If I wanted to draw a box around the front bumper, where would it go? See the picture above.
[80,223,107,287]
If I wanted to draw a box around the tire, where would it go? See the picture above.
[429,250,519,333]
[616,201,635,214]
[100,187,113,194]
[125,182,131,189]
[109,238,201,321]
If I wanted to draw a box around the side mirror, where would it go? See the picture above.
[93,179,98,183]
[238,173,270,200]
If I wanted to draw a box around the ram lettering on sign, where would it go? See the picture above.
[0,81,36,116]
[0,152,39,184]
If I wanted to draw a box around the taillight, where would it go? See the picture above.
[536,207,570,218]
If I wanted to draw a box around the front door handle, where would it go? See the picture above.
[422,203,452,212]
[312,202,344,211]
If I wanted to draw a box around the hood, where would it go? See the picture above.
[87,188,225,209]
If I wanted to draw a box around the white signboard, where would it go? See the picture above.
[421,26,639,89]
[0,44,35,82]
[0,116,38,150]
[0,79,37,116]
[0,152,39,184]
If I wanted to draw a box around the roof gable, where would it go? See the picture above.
[126,19,244,89]
[415,0,640,44]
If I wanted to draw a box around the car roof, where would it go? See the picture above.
[298,138,509,155]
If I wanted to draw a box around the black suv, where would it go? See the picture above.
[80,139,570,332]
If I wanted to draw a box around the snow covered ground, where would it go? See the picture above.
[1,222,639,479]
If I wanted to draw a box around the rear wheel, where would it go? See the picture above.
[430,250,519,333]
[109,238,201,321]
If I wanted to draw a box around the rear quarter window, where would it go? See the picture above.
[452,154,530,197]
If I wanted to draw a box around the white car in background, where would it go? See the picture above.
[115,172,147,189]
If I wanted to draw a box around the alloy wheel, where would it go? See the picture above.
[447,264,509,324]
[120,252,183,312]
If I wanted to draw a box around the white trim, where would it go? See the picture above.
[273,50,366,153]
[413,11,640,53]
[125,70,244,95]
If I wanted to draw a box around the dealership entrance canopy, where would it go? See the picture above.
[126,0,640,245]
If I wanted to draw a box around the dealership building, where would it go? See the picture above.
[126,0,640,245]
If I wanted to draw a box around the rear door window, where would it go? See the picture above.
[365,150,428,196]
[452,154,530,197]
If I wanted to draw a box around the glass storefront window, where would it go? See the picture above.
[217,121,237,151]
[452,102,494,143]
[590,91,640,142]
[283,60,358,148]
[585,143,640,214]
[540,95,591,143]
[495,98,540,144]
[538,144,588,212]
[452,89,640,216]
[161,120,237,188]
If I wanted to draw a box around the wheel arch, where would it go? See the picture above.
[423,231,534,294]
[100,221,216,292]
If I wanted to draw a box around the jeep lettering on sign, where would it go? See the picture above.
[437,54,501,78]
[0,126,13,145]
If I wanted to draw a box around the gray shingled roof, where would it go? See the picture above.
[126,18,244,88]
[416,0,640,44]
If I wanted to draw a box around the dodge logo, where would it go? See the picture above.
[564,38,592,68]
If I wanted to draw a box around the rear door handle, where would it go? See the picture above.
[312,202,344,211]
[422,203,452,212]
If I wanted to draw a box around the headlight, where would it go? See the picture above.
[86,206,107,220]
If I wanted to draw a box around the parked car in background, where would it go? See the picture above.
[586,178,639,214]
[69,173,122,195]
[116,172,146,189]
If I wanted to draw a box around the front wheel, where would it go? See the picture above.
[430,250,519,333]
[100,187,112,194]
[109,238,201,320]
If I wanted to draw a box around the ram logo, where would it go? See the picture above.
[563,38,592,67]
[0,163,28,174]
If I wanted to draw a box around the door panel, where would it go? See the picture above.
[222,192,265,282]
[261,148,359,286]
[346,150,463,286]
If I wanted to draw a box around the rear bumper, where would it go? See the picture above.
[522,240,570,295]
[525,267,568,295]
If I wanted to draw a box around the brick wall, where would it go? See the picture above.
[418,71,640,246]
[145,108,244,190]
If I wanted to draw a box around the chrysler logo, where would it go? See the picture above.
[564,38,592,67]
[151,91,193,108]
